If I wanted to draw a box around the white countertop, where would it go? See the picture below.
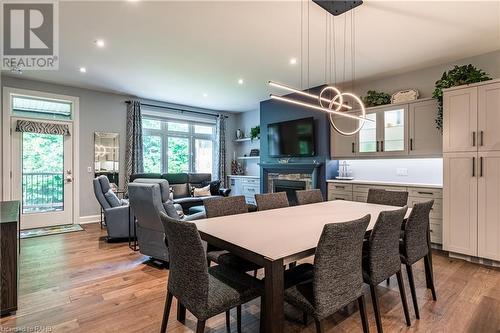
[327,179,442,189]
[227,175,260,179]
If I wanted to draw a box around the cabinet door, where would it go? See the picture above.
[357,112,378,156]
[443,153,478,256]
[228,177,242,196]
[477,152,500,261]
[409,99,442,156]
[330,115,357,158]
[478,82,500,152]
[443,87,478,153]
[380,105,408,156]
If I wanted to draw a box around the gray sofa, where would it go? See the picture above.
[128,180,204,263]
[93,175,135,240]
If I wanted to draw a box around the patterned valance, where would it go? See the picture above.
[15,120,70,136]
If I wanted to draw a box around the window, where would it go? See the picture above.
[12,95,72,121]
[142,116,216,174]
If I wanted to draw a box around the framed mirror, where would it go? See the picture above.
[94,132,120,186]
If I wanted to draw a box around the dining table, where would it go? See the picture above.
[192,200,433,333]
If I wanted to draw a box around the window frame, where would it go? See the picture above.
[142,115,216,174]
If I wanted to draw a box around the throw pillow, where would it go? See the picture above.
[169,187,174,201]
[201,180,221,196]
[104,190,121,207]
[193,185,211,197]
[163,201,180,219]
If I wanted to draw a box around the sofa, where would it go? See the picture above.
[129,173,230,213]
[93,175,135,240]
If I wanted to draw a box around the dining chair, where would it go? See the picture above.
[254,192,289,211]
[363,206,411,333]
[295,189,324,205]
[367,189,408,207]
[159,212,263,333]
[284,215,371,333]
[204,196,261,275]
[400,200,436,319]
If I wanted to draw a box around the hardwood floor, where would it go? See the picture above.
[1,223,500,332]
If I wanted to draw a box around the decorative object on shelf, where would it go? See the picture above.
[268,0,372,137]
[362,90,391,107]
[249,149,260,157]
[336,161,354,180]
[277,158,291,164]
[433,64,491,132]
[250,125,260,140]
[231,159,244,175]
[391,89,419,104]
[236,129,243,139]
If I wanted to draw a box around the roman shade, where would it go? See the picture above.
[15,120,70,136]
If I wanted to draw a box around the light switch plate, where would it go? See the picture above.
[396,168,408,176]
[87,166,93,173]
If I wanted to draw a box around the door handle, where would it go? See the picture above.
[376,141,379,152]
[472,157,476,177]
[480,131,484,146]
[381,141,384,152]
[352,142,355,154]
[480,157,483,177]
[472,132,476,147]
[66,175,73,183]
[410,138,413,151]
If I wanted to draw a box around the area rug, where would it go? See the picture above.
[20,224,84,239]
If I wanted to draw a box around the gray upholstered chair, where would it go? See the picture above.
[295,189,324,205]
[204,196,261,274]
[93,175,134,240]
[400,200,436,319]
[254,192,289,211]
[367,189,408,207]
[363,207,411,333]
[159,213,263,333]
[284,215,371,333]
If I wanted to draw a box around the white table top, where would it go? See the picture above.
[196,200,410,261]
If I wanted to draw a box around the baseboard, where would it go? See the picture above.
[448,251,500,268]
[79,214,100,224]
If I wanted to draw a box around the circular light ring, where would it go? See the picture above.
[328,92,367,136]
[318,86,343,113]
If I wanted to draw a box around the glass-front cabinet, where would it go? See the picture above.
[358,113,378,154]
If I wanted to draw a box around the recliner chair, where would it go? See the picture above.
[93,175,135,240]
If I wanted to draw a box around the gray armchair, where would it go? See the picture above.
[93,175,134,240]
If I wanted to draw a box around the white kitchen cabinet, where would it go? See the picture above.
[330,115,358,158]
[409,99,442,156]
[227,176,260,205]
[478,82,500,152]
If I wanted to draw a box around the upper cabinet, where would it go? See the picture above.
[478,82,500,152]
[331,99,438,159]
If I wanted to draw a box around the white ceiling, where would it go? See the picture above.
[4,0,500,112]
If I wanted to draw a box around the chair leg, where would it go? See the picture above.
[315,319,324,333]
[196,320,206,333]
[424,255,437,301]
[177,301,186,323]
[369,285,383,333]
[405,264,420,319]
[386,278,390,285]
[253,269,258,278]
[357,295,370,333]
[303,312,308,325]
[237,305,242,333]
[226,310,231,331]
[396,271,411,327]
[160,292,173,333]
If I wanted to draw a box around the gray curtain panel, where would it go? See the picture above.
[15,120,70,136]
[125,100,144,188]
[215,114,227,186]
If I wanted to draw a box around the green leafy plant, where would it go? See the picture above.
[250,125,260,140]
[362,90,391,107]
[433,64,491,132]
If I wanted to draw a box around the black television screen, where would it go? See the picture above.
[268,117,316,157]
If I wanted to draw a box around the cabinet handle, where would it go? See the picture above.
[336,186,345,189]
[376,141,379,152]
[381,141,384,152]
[417,191,434,195]
[410,138,413,151]
[480,157,483,177]
[472,157,476,177]
[472,131,476,147]
[352,142,355,154]
[480,131,484,146]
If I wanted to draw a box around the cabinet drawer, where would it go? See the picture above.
[408,197,442,219]
[328,183,353,193]
[352,184,406,194]
[245,195,256,205]
[328,193,353,201]
[353,193,368,203]
[408,187,442,199]
[429,220,442,244]
[242,178,260,185]
[242,185,259,196]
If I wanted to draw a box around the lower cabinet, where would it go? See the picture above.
[228,176,260,205]
[327,181,443,244]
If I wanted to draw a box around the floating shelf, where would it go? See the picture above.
[236,156,260,160]
[233,138,259,143]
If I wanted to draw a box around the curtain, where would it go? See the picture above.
[214,114,227,186]
[125,100,144,188]
[15,120,70,136]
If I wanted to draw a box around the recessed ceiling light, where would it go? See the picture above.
[289,58,298,65]
[94,39,105,48]
[79,67,87,73]
[203,93,208,98]
[237,78,244,85]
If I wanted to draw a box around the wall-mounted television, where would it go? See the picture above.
[268,117,316,157]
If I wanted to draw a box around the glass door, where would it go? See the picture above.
[357,113,378,155]
[381,106,408,155]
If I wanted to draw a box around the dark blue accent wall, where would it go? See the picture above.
[259,92,339,195]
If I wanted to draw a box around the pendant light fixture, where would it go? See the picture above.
[269,0,369,136]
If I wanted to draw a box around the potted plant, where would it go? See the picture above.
[362,90,391,107]
[433,64,491,132]
[250,125,260,140]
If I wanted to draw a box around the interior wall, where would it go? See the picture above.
[231,109,260,176]
[0,76,236,219]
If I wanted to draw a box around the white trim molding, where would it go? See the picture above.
[79,214,101,225]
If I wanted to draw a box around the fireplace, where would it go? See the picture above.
[273,179,307,205]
